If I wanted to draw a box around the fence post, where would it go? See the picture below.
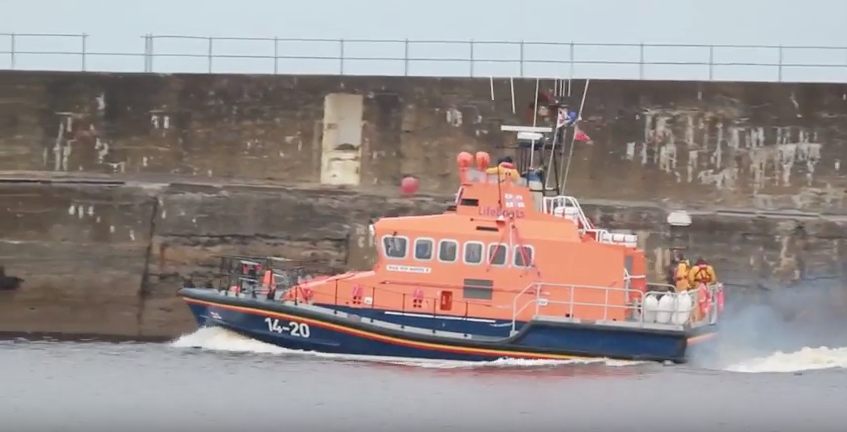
[468,39,474,77]
[9,33,14,70]
[404,39,409,76]
[639,42,644,80]
[708,45,714,81]
[273,37,279,74]
[207,37,214,73]
[569,41,575,81]
[339,39,345,75]
[141,34,148,72]
[149,34,155,73]
[519,40,524,78]
[81,33,88,72]
[777,45,783,82]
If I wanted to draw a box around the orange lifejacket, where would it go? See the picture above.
[674,260,691,290]
[691,264,713,283]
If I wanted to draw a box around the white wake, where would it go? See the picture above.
[724,346,847,373]
[170,327,641,369]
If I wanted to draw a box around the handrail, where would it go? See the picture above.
[326,281,475,333]
[543,195,600,239]
[507,281,707,334]
[220,266,716,334]
[382,279,503,303]
[2,33,847,81]
[510,281,540,334]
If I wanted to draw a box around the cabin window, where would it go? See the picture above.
[513,245,534,267]
[463,278,493,300]
[464,241,484,265]
[438,240,458,263]
[487,243,507,266]
[414,238,434,261]
[382,235,408,259]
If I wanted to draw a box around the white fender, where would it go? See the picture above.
[672,292,693,325]
[642,293,659,323]
[656,294,675,324]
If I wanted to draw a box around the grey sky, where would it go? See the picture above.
[2,0,847,81]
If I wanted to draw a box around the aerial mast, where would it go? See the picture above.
[499,77,591,200]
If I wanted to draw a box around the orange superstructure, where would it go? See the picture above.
[280,150,653,325]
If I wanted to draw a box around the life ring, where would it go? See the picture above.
[697,284,712,316]
[716,283,725,313]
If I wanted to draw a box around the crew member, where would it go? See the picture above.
[673,253,691,292]
[665,257,677,286]
[688,257,717,287]
[486,156,519,180]
[688,257,717,321]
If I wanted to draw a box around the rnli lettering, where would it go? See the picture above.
[479,207,526,218]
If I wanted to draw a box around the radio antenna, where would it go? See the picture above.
[559,78,591,194]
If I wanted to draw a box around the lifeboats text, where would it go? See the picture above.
[478,207,526,218]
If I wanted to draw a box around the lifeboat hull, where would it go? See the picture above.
[180,288,716,363]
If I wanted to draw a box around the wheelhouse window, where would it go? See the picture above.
[382,236,408,259]
[463,241,484,265]
[487,243,507,266]
[463,278,494,300]
[414,238,434,261]
[438,240,458,262]
[514,245,534,267]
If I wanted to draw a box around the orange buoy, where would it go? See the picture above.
[474,151,491,170]
[456,152,473,169]
[400,176,419,195]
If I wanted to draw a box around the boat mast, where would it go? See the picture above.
[498,76,591,199]
[557,79,591,195]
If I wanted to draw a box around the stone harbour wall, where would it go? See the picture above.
[1,71,847,337]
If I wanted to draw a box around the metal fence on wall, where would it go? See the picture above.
[2,32,847,82]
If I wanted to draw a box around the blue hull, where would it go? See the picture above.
[181,288,715,363]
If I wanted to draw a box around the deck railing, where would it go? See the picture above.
[3,33,847,82]
[509,280,686,334]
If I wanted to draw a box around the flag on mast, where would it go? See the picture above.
[574,125,591,142]
[555,108,578,129]
[556,108,568,129]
